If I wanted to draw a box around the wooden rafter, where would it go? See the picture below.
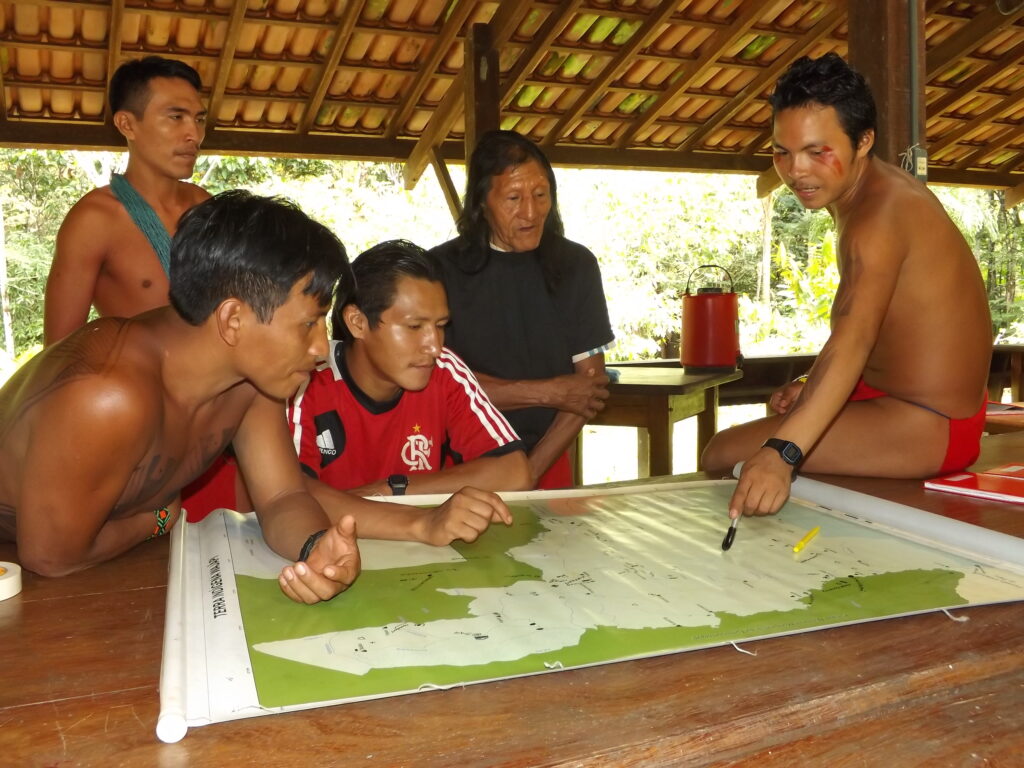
[541,0,683,147]
[430,145,462,221]
[205,0,249,136]
[101,0,126,123]
[929,87,1024,156]
[401,0,532,190]
[677,2,847,153]
[926,38,1024,120]
[384,0,478,140]
[298,0,367,135]
[954,124,1024,169]
[926,2,1024,78]
[499,0,585,107]
[1005,179,1024,208]
[616,0,768,149]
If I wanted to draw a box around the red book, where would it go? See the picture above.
[924,468,1024,504]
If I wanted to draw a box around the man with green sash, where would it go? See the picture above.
[44,56,210,344]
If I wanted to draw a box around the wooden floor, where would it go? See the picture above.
[3,435,1024,766]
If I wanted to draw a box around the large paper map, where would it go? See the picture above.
[157,479,1024,740]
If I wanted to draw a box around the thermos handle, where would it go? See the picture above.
[685,264,735,295]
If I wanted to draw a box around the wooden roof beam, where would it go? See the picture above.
[204,0,249,137]
[954,124,1024,170]
[929,87,1024,156]
[927,37,1024,121]
[1005,180,1024,209]
[677,2,846,153]
[298,0,367,135]
[401,0,532,190]
[541,0,683,147]
[926,2,1024,78]
[384,0,479,140]
[499,0,586,107]
[756,164,782,198]
[101,0,126,124]
[616,0,768,149]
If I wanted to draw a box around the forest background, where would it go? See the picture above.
[2,148,1023,380]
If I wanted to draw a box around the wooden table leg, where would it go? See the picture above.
[1012,350,1022,402]
[646,396,672,477]
[696,387,719,470]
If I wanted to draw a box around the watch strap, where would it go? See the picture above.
[298,529,327,562]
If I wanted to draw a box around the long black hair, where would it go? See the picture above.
[453,130,567,293]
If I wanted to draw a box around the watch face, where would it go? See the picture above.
[781,443,802,464]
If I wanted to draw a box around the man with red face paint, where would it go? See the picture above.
[45,56,211,345]
[702,53,991,518]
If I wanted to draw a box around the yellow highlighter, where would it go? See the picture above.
[792,526,821,553]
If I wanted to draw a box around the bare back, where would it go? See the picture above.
[0,313,254,544]
[836,159,992,418]
[45,181,210,343]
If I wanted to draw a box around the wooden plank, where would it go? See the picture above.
[926,38,1024,121]
[401,0,532,190]
[384,0,478,140]
[677,3,848,154]
[756,165,782,198]
[929,86,1024,156]
[1006,180,1024,209]
[297,0,367,135]
[101,0,126,124]
[616,0,773,150]
[463,22,500,161]
[430,145,462,222]
[204,0,249,137]
[498,0,585,108]
[954,124,1024,170]
[848,0,926,166]
[925,1,1024,78]
[541,0,683,147]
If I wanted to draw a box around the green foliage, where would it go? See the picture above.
[739,234,839,354]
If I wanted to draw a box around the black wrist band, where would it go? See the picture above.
[298,529,327,562]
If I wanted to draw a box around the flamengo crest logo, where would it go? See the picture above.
[401,433,433,471]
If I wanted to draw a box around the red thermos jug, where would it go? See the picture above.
[680,265,742,374]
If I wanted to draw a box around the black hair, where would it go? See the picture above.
[770,53,877,153]
[169,190,352,326]
[109,56,202,117]
[334,239,442,342]
[453,129,567,293]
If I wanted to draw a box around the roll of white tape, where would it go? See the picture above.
[0,562,22,601]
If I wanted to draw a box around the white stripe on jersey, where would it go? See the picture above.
[288,375,313,458]
[437,348,519,445]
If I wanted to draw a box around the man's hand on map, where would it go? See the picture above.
[415,487,513,546]
[769,379,806,415]
[729,448,793,518]
[278,515,361,604]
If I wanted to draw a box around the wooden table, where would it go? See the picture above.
[584,366,742,477]
[3,434,1024,766]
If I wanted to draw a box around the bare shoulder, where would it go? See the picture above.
[58,186,125,236]
[182,182,212,204]
[30,320,164,432]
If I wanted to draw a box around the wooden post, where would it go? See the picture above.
[847,0,926,173]
[464,22,500,164]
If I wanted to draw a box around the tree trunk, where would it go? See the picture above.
[759,193,773,306]
[0,201,13,357]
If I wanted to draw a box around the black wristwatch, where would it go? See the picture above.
[298,529,327,562]
[762,438,804,467]
[387,473,409,496]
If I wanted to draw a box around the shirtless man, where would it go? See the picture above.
[1,192,358,603]
[701,53,991,518]
[44,55,210,344]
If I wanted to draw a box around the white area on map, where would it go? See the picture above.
[252,488,1024,675]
